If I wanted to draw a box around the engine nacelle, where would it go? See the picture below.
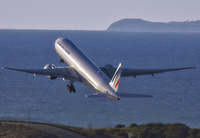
[44,64,56,69]
[44,64,57,80]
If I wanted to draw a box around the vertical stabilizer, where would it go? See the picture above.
[109,63,122,92]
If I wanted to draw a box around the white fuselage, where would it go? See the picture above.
[55,38,119,100]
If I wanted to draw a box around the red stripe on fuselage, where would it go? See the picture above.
[115,78,120,88]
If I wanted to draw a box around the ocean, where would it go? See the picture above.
[0,30,199,128]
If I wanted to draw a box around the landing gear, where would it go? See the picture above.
[67,80,76,93]
[60,59,64,63]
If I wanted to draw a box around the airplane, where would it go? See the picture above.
[2,38,196,101]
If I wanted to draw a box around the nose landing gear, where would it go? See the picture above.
[60,59,64,63]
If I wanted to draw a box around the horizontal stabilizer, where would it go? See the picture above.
[119,93,153,98]
[85,93,108,99]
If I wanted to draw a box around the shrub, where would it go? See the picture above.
[128,123,138,128]
[115,131,128,138]
[164,123,190,138]
[109,128,120,133]
[188,129,200,138]
[131,125,154,138]
[93,129,106,136]
[115,124,126,128]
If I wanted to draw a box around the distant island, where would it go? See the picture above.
[107,18,200,32]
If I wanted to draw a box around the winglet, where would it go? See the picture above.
[109,63,122,92]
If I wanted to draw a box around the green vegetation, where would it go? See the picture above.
[51,122,200,138]
[0,122,57,138]
[128,123,138,128]
[130,123,200,138]
[115,124,126,128]
[1,121,200,138]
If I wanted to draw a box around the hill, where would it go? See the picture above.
[107,19,200,32]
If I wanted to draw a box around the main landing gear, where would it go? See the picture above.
[67,80,76,93]
[59,59,75,93]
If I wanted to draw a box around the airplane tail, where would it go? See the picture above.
[109,63,122,92]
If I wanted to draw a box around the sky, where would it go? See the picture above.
[0,0,200,30]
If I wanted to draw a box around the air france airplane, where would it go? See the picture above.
[2,38,196,101]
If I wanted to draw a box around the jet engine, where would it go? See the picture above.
[44,64,57,80]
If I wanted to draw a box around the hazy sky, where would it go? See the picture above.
[0,0,199,30]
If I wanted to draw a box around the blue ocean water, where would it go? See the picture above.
[0,30,200,128]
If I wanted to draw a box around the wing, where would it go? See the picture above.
[85,93,108,99]
[100,64,196,79]
[86,93,152,98]
[119,93,153,98]
[2,66,83,82]
[121,67,196,78]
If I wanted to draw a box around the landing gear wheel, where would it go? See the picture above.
[60,59,64,63]
[66,84,76,93]
[67,85,71,93]
[70,84,76,93]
